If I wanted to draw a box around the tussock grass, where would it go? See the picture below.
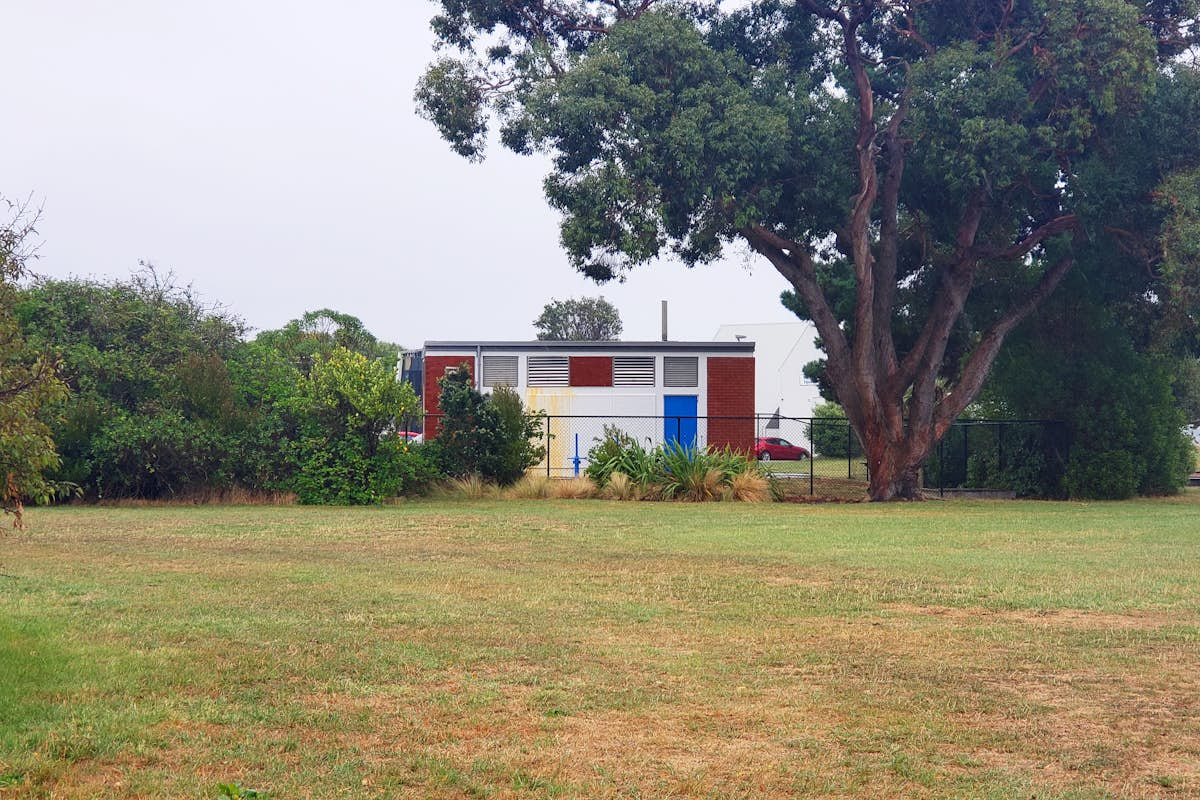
[3,493,1199,798]
[437,474,498,500]
[506,475,553,499]
[730,471,771,502]
[548,477,597,499]
[602,471,635,501]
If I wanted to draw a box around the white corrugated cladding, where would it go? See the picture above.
[663,356,699,387]
[527,356,569,386]
[613,356,655,386]
[482,355,518,387]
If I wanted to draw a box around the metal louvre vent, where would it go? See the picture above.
[613,356,655,386]
[482,355,518,387]
[663,356,698,387]
[527,356,569,386]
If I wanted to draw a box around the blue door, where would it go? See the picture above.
[664,395,698,450]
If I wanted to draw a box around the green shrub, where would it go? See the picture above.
[585,427,660,487]
[587,434,771,502]
[292,436,439,505]
[89,411,231,498]
[436,368,544,486]
[805,402,863,459]
[290,348,425,505]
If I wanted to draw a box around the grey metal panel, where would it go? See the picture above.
[663,356,699,387]
[482,355,518,387]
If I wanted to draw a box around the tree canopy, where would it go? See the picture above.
[533,296,623,340]
[0,200,67,526]
[418,0,1200,499]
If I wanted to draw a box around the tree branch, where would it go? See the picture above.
[934,255,1075,434]
[741,225,858,412]
[983,214,1079,262]
[873,88,911,381]
[892,191,986,393]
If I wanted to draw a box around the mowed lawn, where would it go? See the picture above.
[2,495,1198,799]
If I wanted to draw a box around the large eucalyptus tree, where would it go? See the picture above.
[417,0,1200,500]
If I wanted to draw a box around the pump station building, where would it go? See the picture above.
[422,340,756,475]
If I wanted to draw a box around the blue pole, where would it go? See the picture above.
[572,433,582,477]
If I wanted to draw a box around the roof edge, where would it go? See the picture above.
[424,340,755,353]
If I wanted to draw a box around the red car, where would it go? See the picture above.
[755,436,809,461]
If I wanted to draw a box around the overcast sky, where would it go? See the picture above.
[5,1,800,346]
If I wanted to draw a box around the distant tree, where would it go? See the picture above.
[0,198,68,526]
[256,309,400,373]
[533,297,622,341]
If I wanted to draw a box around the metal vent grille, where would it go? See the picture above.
[613,356,655,386]
[663,356,698,387]
[527,356,569,386]
[482,355,518,387]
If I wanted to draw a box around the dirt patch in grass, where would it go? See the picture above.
[882,603,1185,630]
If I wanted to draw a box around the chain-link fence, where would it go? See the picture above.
[414,413,1068,499]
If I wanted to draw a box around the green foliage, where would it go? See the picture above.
[488,385,545,485]
[983,297,1194,499]
[290,348,426,505]
[15,271,424,505]
[0,200,70,525]
[88,410,228,499]
[16,268,248,499]
[254,308,400,374]
[533,296,623,340]
[585,428,771,502]
[585,426,659,487]
[805,402,863,459]
[436,369,543,486]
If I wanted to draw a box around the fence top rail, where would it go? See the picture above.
[420,412,1061,425]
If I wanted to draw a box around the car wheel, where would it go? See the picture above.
[759,452,771,462]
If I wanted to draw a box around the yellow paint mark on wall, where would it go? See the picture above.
[525,388,575,472]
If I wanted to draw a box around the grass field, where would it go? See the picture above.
[2,494,1198,798]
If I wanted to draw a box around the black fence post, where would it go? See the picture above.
[847,423,853,480]
[997,423,1005,474]
[808,417,815,497]
[938,434,945,498]
[545,414,551,478]
[962,424,970,488]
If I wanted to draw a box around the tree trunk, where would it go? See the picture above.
[863,427,928,501]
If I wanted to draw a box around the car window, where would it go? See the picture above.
[779,439,792,448]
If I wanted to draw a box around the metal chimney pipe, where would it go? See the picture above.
[661,300,668,342]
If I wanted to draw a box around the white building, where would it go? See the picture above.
[713,322,824,419]
[422,340,757,474]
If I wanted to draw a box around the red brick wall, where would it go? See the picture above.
[569,356,613,387]
[424,355,474,439]
[706,356,755,452]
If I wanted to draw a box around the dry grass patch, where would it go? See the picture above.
[548,477,598,499]
[3,497,1199,798]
